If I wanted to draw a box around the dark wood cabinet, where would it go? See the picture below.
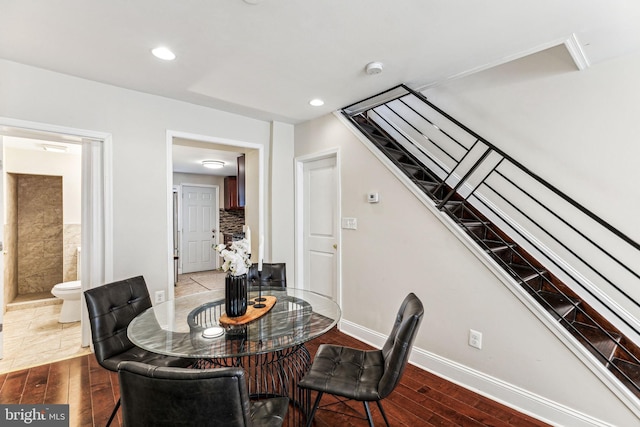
[224,176,239,210]
[224,154,246,210]
[237,154,245,207]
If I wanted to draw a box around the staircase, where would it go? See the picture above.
[342,85,640,400]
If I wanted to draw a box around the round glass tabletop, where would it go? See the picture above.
[128,286,341,359]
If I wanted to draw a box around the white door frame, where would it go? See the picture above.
[294,149,342,307]
[0,116,113,349]
[166,130,264,301]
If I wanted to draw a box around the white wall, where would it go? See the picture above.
[4,140,81,224]
[294,50,640,426]
[0,59,275,296]
[269,122,295,282]
[173,172,225,208]
[423,46,640,244]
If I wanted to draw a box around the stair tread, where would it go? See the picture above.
[415,179,439,187]
[372,135,394,145]
[385,150,407,161]
[534,291,579,319]
[505,263,545,283]
[571,322,621,364]
[611,358,640,398]
[457,218,489,227]
[482,240,516,252]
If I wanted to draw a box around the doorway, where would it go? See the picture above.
[168,131,265,300]
[0,118,111,368]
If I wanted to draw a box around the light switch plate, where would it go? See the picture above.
[341,217,357,230]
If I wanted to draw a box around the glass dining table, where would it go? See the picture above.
[128,286,341,424]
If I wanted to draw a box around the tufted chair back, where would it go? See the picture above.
[247,263,287,288]
[378,293,424,398]
[118,362,288,427]
[84,276,153,370]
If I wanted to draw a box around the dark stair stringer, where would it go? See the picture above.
[349,112,640,399]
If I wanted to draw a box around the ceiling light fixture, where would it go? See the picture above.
[43,144,68,153]
[365,61,384,75]
[309,99,324,107]
[202,160,225,169]
[152,46,176,61]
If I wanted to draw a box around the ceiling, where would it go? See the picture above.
[172,138,243,176]
[3,1,640,177]
[2,1,639,126]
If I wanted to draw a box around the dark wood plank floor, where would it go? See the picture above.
[0,328,550,426]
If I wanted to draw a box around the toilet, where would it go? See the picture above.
[51,280,82,322]
[51,247,82,323]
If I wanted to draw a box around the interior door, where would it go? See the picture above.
[303,155,338,300]
[181,185,218,273]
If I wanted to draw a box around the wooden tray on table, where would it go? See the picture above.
[219,296,277,326]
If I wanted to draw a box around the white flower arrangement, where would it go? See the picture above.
[214,238,252,276]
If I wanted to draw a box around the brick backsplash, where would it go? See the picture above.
[220,208,245,234]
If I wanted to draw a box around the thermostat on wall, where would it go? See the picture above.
[367,192,379,203]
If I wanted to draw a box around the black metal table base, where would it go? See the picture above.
[193,344,311,426]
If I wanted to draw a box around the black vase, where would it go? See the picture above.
[225,273,248,317]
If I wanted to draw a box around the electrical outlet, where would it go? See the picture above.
[469,329,482,349]
[155,290,165,304]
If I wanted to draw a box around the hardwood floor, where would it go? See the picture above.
[0,327,549,427]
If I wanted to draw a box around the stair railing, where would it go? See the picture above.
[342,84,640,396]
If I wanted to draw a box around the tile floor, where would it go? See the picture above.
[0,270,226,374]
[0,298,89,374]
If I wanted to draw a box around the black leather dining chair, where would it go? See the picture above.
[84,276,192,427]
[117,361,289,427]
[298,293,424,427]
[247,263,287,287]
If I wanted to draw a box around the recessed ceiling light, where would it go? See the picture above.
[151,46,176,61]
[43,144,67,153]
[309,99,324,107]
[202,160,225,169]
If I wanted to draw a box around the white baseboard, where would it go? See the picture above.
[338,319,614,427]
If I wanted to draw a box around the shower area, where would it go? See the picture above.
[4,174,80,304]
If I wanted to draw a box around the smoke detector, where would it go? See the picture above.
[365,61,384,75]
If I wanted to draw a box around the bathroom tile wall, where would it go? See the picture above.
[63,225,81,282]
[17,175,63,295]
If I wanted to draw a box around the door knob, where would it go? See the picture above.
[333,244,337,250]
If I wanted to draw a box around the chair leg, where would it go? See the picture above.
[106,398,120,427]
[376,400,390,427]
[363,401,375,427]
[305,391,324,427]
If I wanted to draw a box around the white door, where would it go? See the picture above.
[181,185,218,273]
[302,155,339,300]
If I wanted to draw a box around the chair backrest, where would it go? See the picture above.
[247,262,287,287]
[379,293,424,398]
[84,276,152,368]
[118,361,253,427]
